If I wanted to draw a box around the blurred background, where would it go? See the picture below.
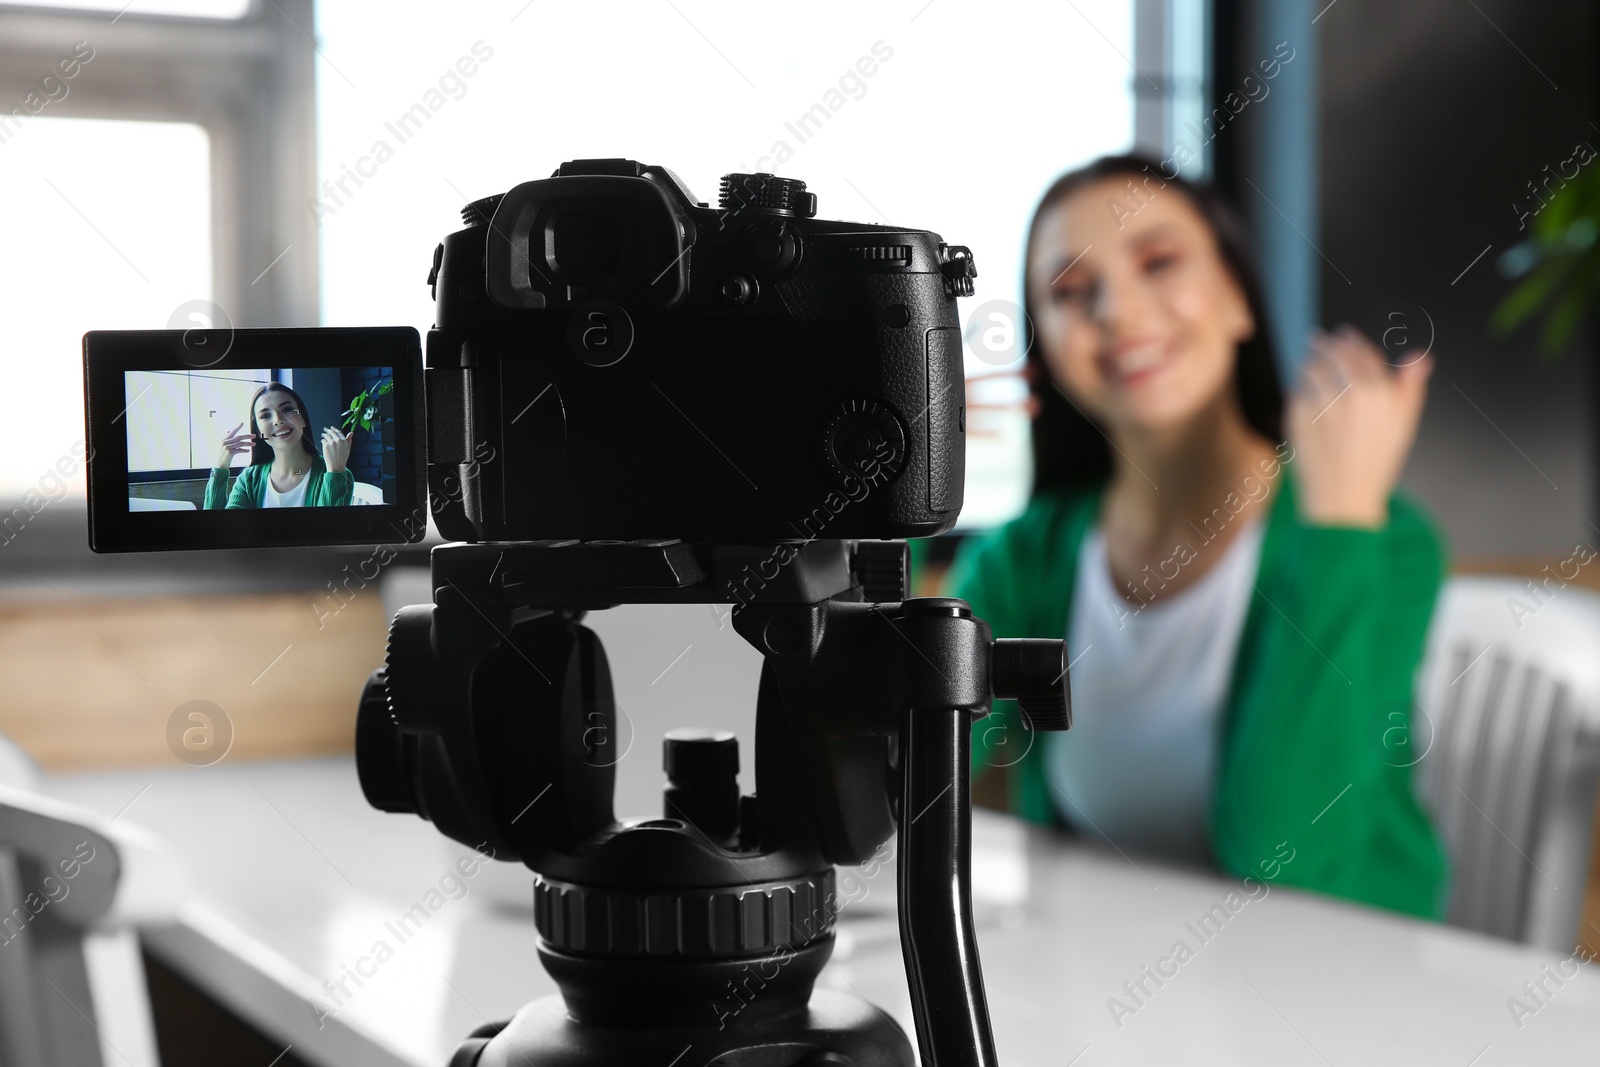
[1,1,1598,1064]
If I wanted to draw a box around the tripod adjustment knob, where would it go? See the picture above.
[534,868,837,957]
[850,540,909,602]
[664,729,740,839]
[355,668,419,814]
[991,638,1072,732]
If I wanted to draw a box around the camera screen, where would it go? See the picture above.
[124,367,396,511]
[85,327,424,552]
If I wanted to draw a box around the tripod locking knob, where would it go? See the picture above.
[849,540,909,602]
[990,638,1072,732]
[663,728,741,840]
[355,668,419,815]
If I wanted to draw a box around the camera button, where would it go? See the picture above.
[717,274,756,307]
[752,234,784,262]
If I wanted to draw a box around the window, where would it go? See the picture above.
[4,0,249,16]
[5,0,1198,531]
[1,118,212,497]
[123,368,269,474]
[311,0,1142,528]
[0,0,316,505]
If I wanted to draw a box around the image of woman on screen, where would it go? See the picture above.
[204,382,354,509]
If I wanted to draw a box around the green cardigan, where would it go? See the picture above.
[941,471,1449,919]
[204,458,354,509]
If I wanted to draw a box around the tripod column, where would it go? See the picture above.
[897,702,998,1067]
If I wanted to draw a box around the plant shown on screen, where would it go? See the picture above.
[341,378,393,432]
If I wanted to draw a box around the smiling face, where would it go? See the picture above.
[1028,176,1256,439]
[252,386,309,456]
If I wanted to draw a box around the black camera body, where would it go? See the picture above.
[425,157,976,543]
[82,157,977,552]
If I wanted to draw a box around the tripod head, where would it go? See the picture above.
[356,538,1068,1067]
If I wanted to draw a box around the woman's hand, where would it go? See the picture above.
[214,422,254,469]
[322,426,353,473]
[1286,324,1433,528]
[965,363,1041,438]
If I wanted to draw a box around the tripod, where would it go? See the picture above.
[356,537,1068,1067]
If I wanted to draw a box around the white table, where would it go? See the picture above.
[46,758,1600,1066]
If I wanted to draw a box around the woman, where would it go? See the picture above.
[205,382,355,509]
[945,154,1446,918]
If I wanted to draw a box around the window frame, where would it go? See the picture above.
[0,0,342,574]
[0,0,319,332]
[1,0,1212,574]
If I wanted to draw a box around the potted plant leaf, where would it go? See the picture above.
[1493,158,1600,355]
[341,378,395,433]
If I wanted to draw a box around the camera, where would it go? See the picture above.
[84,157,978,550]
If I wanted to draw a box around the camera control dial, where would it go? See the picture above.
[717,173,818,218]
[817,399,906,489]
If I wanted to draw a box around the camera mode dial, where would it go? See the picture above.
[717,173,817,218]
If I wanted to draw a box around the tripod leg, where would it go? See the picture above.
[897,707,998,1067]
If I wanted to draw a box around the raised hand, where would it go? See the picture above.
[1286,324,1433,528]
[214,422,255,469]
[965,364,1042,438]
[322,426,353,473]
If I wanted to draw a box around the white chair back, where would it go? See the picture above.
[0,786,182,1067]
[350,481,385,505]
[1414,575,1600,950]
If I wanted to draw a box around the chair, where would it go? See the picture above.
[1413,575,1600,950]
[0,734,39,792]
[0,786,183,1066]
[350,481,385,505]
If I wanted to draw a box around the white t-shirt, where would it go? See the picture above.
[1044,516,1265,865]
[262,470,311,508]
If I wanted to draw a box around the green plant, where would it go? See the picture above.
[1493,161,1600,358]
[340,378,394,433]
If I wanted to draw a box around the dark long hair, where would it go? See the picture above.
[1022,153,1284,497]
[247,382,317,466]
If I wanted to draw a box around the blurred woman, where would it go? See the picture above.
[205,382,354,508]
[945,154,1446,918]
